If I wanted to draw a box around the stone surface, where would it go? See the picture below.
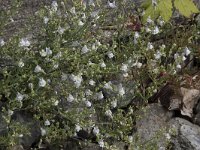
[169,117,200,150]
[134,103,174,147]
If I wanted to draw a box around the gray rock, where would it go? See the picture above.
[169,118,200,150]
[134,103,174,148]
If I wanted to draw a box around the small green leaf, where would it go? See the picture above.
[158,0,173,22]
[174,0,199,17]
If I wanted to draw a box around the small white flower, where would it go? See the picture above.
[18,60,24,68]
[39,78,46,87]
[8,110,14,116]
[19,38,30,47]
[182,56,186,61]
[70,7,76,14]
[128,136,133,142]
[176,64,181,69]
[41,128,46,136]
[165,133,171,140]
[93,126,100,135]
[85,89,93,96]
[108,0,116,8]
[121,64,128,72]
[152,26,159,35]
[105,109,113,118]
[147,16,153,23]
[134,32,140,39]
[67,94,74,102]
[100,62,106,68]
[91,43,96,51]
[75,124,81,132]
[147,42,154,50]
[18,134,23,138]
[16,92,24,101]
[40,49,47,57]
[89,80,95,86]
[159,20,165,26]
[104,81,113,90]
[174,53,179,59]
[145,27,151,32]
[107,51,114,58]
[82,45,89,54]
[136,62,142,68]
[118,84,125,96]
[123,73,129,77]
[28,83,33,89]
[0,38,5,46]
[70,74,83,88]
[154,51,161,60]
[34,65,43,73]
[96,41,101,46]
[43,17,49,24]
[98,139,104,148]
[54,100,59,106]
[78,20,84,26]
[45,47,52,55]
[85,100,92,107]
[44,120,50,126]
[91,11,99,19]
[184,47,191,56]
[96,91,104,100]
[58,26,65,34]
[111,100,117,108]
[51,1,58,11]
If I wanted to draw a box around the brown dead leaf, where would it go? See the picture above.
[180,87,200,117]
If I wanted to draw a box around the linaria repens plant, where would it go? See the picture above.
[0,0,199,149]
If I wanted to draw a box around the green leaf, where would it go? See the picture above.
[174,0,199,17]
[142,0,173,22]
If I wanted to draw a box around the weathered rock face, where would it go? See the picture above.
[169,118,200,150]
[134,103,174,148]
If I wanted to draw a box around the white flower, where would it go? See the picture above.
[98,139,104,148]
[152,26,159,35]
[176,64,181,69]
[34,65,43,73]
[100,62,106,68]
[28,83,33,89]
[184,47,191,56]
[16,92,24,101]
[67,94,74,102]
[96,91,104,100]
[70,74,83,88]
[118,84,125,96]
[91,43,96,51]
[70,7,76,14]
[121,63,128,72]
[78,20,84,26]
[40,49,47,57]
[93,126,100,135]
[75,124,81,132]
[58,26,65,34]
[45,47,52,55]
[39,78,46,87]
[165,133,171,140]
[108,0,116,8]
[85,100,92,107]
[107,51,114,58]
[174,53,179,59]
[104,81,113,90]
[182,56,186,61]
[89,80,95,86]
[128,136,133,142]
[89,0,95,6]
[147,16,153,23]
[8,110,14,116]
[123,73,129,77]
[51,1,58,11]
[44,120,50,126]
[136,62,142,68]
[40,128,46,136]
[105,109,113,118]
[54,100,59,106]
[111,100,117,108]
[0,38,5,46]
[82,45,89,54]
[18,60,24,68]
[91,11,99,19]
[19,38,30,47]
[147,42,154,50]
[154,51,161,60]
[145,27,151,32]
[134,32,140,39]
[43,17,49,24]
